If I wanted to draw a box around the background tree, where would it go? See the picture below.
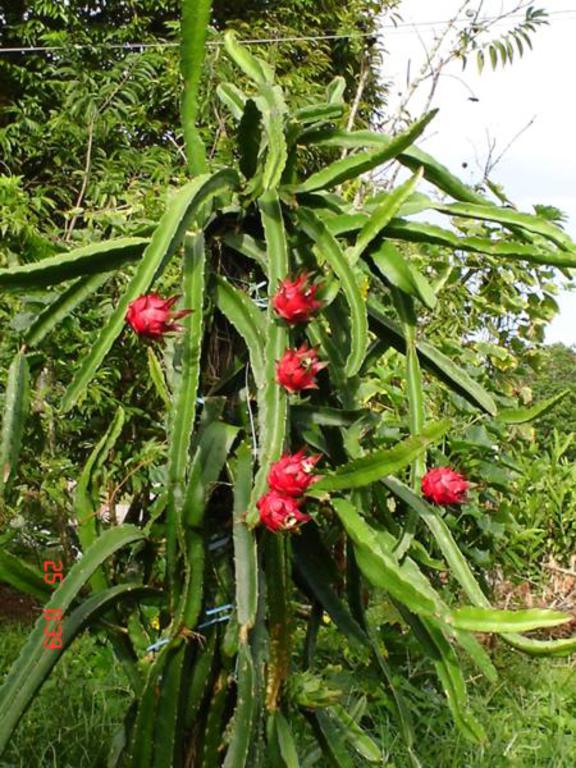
[0,0,397,254]
[519,342,576,445]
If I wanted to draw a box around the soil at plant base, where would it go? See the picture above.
[490,557,576,640]
[0,584,40,623]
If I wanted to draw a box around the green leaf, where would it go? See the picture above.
[394,290,426,536]
[254,84,289,190]
[452,629,498,684]
[477,49,485,73]
[146,347,171,407]
[399,147,489,204]
[0,352,30,497]
[299,127,390,150]
[24,272,112,347]
[127,633,171,768]
[297,208,367,377]
[292,405,366,428]
[327,705,382,763]
[295,102,343,125]
[397,606,485,743]
[231,443,258,632]
[180,532,205,630]
[313,421,450,491]
[299,108,436,151]
[305,710,355,768]
[224,30,274,85]
[331,498,439,617]
[497,390,570,424]
[449,607,569,634]
[222,231,268,272]
[184,633,217,728]
[348,168,425,263]
[503,634,576,657]
[0,238,148,291]
[326,76,346,104]
[166,232,207,599]
[382,477,489,608]
[217,82,247,120]
[370,645,420,765]
[370,242,436,310]
[489,45,498,70]
[246,192,289,525]
[273,712,300,768]
[74,407,126,591]
[384,219,576,268]
[0,527,147,753]
[301,134,486,205]
[324,213,369,236]
[200,670,230,765]
[180,0,212,174]
[367,299,497,415]
[222,643,256,767]
[214,275,266,387]
[0,550,51,601]
[345,535,419,763]
[294,111,437,194]
[183,421,240,529]
[423,618,486,743]
[62,170,238,412]
[153,643,187,767]
[431,200,575,251]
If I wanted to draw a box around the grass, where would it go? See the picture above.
[1,623,576,766]
[0,622,131,768]
[375,646,576,767]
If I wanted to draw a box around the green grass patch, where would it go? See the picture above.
[375,648,576,767]
[2,622,576,766]
[0,622,131,768]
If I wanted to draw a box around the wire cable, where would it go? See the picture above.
[0,10,574,55]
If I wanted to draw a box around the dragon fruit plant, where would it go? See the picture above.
[1,4,576,765]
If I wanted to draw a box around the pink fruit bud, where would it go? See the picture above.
[421,467,469,506]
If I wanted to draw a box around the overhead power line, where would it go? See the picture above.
[0,9,575,55]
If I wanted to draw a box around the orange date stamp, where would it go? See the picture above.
[42,560,64,650]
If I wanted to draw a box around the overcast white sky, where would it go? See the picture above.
[380,1,575,346]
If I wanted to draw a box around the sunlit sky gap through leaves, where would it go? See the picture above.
[381,0,576,346]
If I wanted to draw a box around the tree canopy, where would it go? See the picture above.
[0,0,396,260]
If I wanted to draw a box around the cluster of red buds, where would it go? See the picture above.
[273,274,327,394]
[421,466,469,506]
[126,294,470,516]
[257,450,321,532]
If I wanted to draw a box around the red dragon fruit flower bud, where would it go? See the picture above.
[421,467,469,506]
[275,344,327,394]
[126,294,191,339]
[272,273,323,325]
[268,450,321,497]
[257,491,311,532]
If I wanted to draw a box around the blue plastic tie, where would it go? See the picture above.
[146,637,170,653]
[205,603,233,616]
[208,535,230,551]
[197,614,232,630]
